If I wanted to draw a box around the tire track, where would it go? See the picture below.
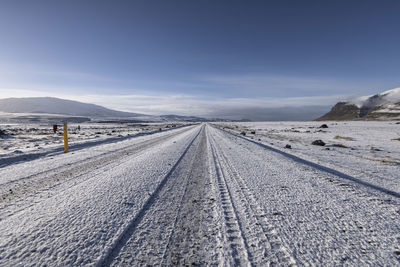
[210,140,252,266]
[161,127,220,266]
[97,125,203,267]
[208,128,296,266]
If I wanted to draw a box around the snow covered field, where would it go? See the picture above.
[0,122,399,266]
[0,121,187,166]
[215,121,400,193]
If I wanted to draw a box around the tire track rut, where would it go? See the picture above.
[99,126,203,266]
[161,127,220,266]
[209,129,296,266]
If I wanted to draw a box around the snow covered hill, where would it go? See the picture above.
[317,88,400,120]
[0,97,144,118]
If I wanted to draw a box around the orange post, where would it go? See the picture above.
[63,122,68,153]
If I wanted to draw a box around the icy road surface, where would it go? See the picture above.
[0,124,399,266]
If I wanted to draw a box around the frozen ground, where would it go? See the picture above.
[0,122,399,266]
[0,121,186,166]
[216,121,400,193]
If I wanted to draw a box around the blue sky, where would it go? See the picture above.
[0,0,399,119]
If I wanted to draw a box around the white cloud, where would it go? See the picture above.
[66,93,345,116]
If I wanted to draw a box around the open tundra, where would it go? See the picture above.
[0,123,399,266]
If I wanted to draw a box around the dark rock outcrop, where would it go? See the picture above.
[316,102,360,121]
[312,140,326,146]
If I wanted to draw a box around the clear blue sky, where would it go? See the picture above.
[0,0,399,119]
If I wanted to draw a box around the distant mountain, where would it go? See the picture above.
[0,97,145,118]
[317,88,400,121]
[0,97,218,122]
[160,114,209,122]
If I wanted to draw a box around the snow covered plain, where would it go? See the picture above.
[0,121,186,167]
[0,122,399,266]
[216,121,400,194]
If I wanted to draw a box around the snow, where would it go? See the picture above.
[208,125,400,265]
[1,122,399,266]
[0,125,200,266]
[373,103,400,113]
[215,121,400,192]
[381,87,400,101]
[348,95,373,108]
[0,120,188,162]
[348,87,400,108]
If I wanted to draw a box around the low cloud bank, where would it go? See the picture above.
[0,89,337,121]
[205,106,331,121]
[79,94,337,121]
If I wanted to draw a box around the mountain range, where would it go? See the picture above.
[0,97,208,122]
[317,88,400,121]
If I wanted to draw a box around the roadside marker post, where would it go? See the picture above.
[63,122,69,153]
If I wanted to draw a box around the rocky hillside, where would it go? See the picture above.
[317,88,400,121]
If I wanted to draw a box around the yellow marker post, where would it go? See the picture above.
[63,122,68,153]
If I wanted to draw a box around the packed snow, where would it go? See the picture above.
[381,87,400,101]
[0,122,399,266]
[348,87,400,107]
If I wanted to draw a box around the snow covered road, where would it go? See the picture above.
[0,123,399,266]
